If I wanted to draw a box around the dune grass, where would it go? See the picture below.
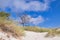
[22,26,60,37]
[0,20,25,37]
[23,26,50,32]
[45,28,60,37]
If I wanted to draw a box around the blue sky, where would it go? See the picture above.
[0,0,60,28]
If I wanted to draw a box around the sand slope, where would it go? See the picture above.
[22,31,60,40]
[0,32,20,40]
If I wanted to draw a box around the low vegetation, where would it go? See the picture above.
[45,28,60,37]
[23,26,60,37]
[23,26,50,32]
[0,22,24,37]
[0,12,24,37]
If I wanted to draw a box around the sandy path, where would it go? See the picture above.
[21,31,60,40]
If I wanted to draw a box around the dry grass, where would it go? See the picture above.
[23,26,50,32]
[23,26,60,37]
[0,20,24,37]
[45,28,60,37]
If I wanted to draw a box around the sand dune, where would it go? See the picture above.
[21,31,60,40]
[0,31,60,40]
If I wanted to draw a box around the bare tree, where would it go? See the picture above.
[16,13,31,27]
[20,14,30,27]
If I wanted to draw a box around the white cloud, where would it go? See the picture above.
[0,0,55,12]
[26,15,45,25]
[30,16,44,25]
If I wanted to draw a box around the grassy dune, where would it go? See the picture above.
[0,19,60,37]
[0,21,60,37]
[22,26,60,37]
[0,20,24,37]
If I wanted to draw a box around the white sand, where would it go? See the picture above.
[0,32,20,40]
[21,31,60,40]
[0,31,60,40]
